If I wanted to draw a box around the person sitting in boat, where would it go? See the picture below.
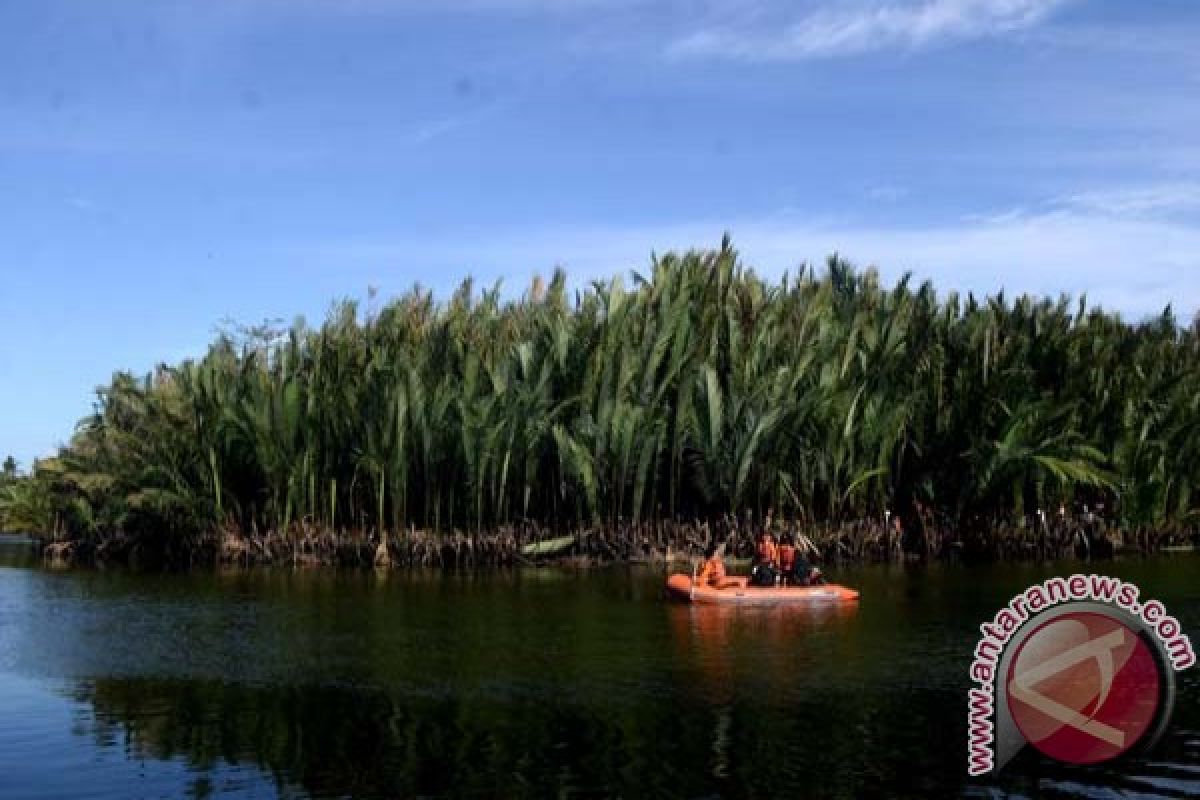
[697,544,739,589]
[750,530,779,587]
[778,533,822,586]
[778,532,798,583]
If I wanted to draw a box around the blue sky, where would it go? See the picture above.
[3,0,1200,467]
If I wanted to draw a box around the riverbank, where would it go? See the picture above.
[28,514,1198,570]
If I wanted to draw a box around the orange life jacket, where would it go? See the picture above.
[698,557,726,586]
[778,543,796,572]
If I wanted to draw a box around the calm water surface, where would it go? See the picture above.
[0,538,1197,798]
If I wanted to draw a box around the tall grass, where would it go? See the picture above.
[4,240,1199,559]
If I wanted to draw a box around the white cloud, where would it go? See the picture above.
[296,199,1200,320]
[221,0,646,16]
[867,184,908,202]
[669,0,1073,61]
[0,103,491,161]
[1060,183,1200,218]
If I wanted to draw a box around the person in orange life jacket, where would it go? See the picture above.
[697,544,740,589]
[778,532,823,586]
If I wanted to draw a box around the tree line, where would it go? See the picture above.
[2,239,1198,559]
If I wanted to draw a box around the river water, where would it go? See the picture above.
[0,537,1196,798]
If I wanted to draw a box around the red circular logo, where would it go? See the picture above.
[1006,611,1163,765]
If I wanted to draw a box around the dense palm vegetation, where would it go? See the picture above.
[3,240,1199,564]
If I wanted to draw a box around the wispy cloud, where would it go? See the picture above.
[1059,182,1200,218]
[293,190,1200,319]
[669,0,1073,61]
[0,102,494,162]
[401,103,505,146]
[867,184,908,202]
[238,0,648,16]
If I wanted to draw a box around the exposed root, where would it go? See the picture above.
[32,514,1196,571]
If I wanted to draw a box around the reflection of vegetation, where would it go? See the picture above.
[6,242,1199,559]
[75,675,963,798]
[42,558,1199,797]
[78,679,669,797]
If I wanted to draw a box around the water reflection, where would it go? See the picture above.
[668,602,860,701]
[68,677,702,798]
[667,602,860,785]
[0,539,1197,798]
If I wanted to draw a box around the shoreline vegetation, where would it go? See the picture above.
[3,239,1199,570]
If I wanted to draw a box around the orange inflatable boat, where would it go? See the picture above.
[666,573,859,604]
